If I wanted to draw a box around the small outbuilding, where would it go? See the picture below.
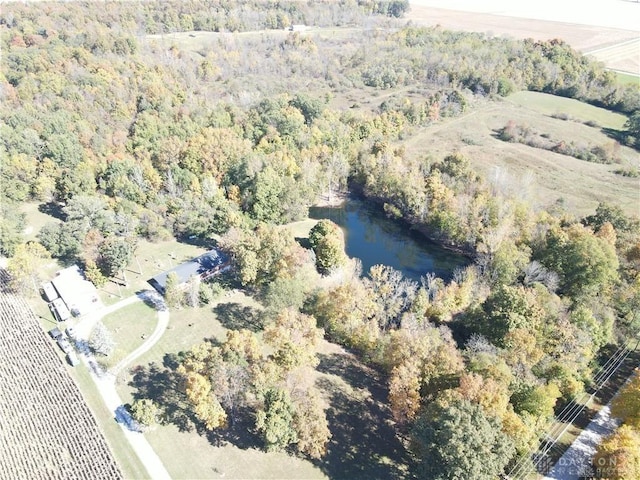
[41,282,58,302]
[148,248,229,295]
[49,298,71,322]
[66,351,80,367]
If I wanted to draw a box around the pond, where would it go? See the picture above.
[309,200,470,282]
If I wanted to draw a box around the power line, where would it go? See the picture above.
[507,343,633,479]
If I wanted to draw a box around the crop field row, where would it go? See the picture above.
[587,38,640,76]
[0,269,122,480]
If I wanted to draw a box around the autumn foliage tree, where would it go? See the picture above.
[592,369,640,478]
[593,425,640,479]
[7,242,50,295]
[611,369,640,428]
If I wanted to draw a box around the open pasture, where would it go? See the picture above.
[506,91,629,130]
[402,93,640,217]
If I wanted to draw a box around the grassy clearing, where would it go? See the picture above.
[142,291,261,364]
[145,424,326,480]
[614,71,640,86]
[20,201,61,242]
[281,218,319,239]
[506,91,628,130]
[146,29,290,51]
[403,96,639,217]
[99,301,158,369]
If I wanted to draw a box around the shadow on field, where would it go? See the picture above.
[130,359,198,433]
[204,405,262,450]
[315,352,416,480]
[38,202,66,220]
[213,302,263,332]
[129,354,262,449]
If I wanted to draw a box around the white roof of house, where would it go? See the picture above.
[51,265,102,316]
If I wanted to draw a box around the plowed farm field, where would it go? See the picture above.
[409,0,640,75]
[0,270,122,480]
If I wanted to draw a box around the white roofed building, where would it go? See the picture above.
[50,265,103,317]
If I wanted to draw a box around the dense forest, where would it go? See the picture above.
[1,1,639,479]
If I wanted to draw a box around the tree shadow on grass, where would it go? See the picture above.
[38,202,66,221]
[315,352,417,480]
[129,353,263,450]
[213,302,263,332]
[129,358,196,433]
[601,127,625,142]
[203,405,262,450]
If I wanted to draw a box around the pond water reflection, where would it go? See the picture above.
[309,200,469,282]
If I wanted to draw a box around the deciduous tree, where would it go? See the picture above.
[308,219,346,275]
[7,241,50,295]
[264,309,322,372]
[89,321,115,357]
[98,236,133,278]
[292,390,331,459]
[130,398,159,428]
[164,271,183,309]
[410,399,515,480]
[593,425,640,479]
[611,369,640,427]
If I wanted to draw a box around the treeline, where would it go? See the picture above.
[593,369,640,478]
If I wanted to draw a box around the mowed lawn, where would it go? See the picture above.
[99,301,159,370]
[113,292,328,480]
[403,92,639,217]
[99,239,208,306]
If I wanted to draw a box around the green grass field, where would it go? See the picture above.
[506,91,628,130]
[614,71,640,86]
[99,301,159,369]
[145,423,327,480]
[280,218,319,239]
[19,202,61,242]
[403,93,639,217]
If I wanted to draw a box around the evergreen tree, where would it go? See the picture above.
[256,388,298,452]
[308,219,346,275]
